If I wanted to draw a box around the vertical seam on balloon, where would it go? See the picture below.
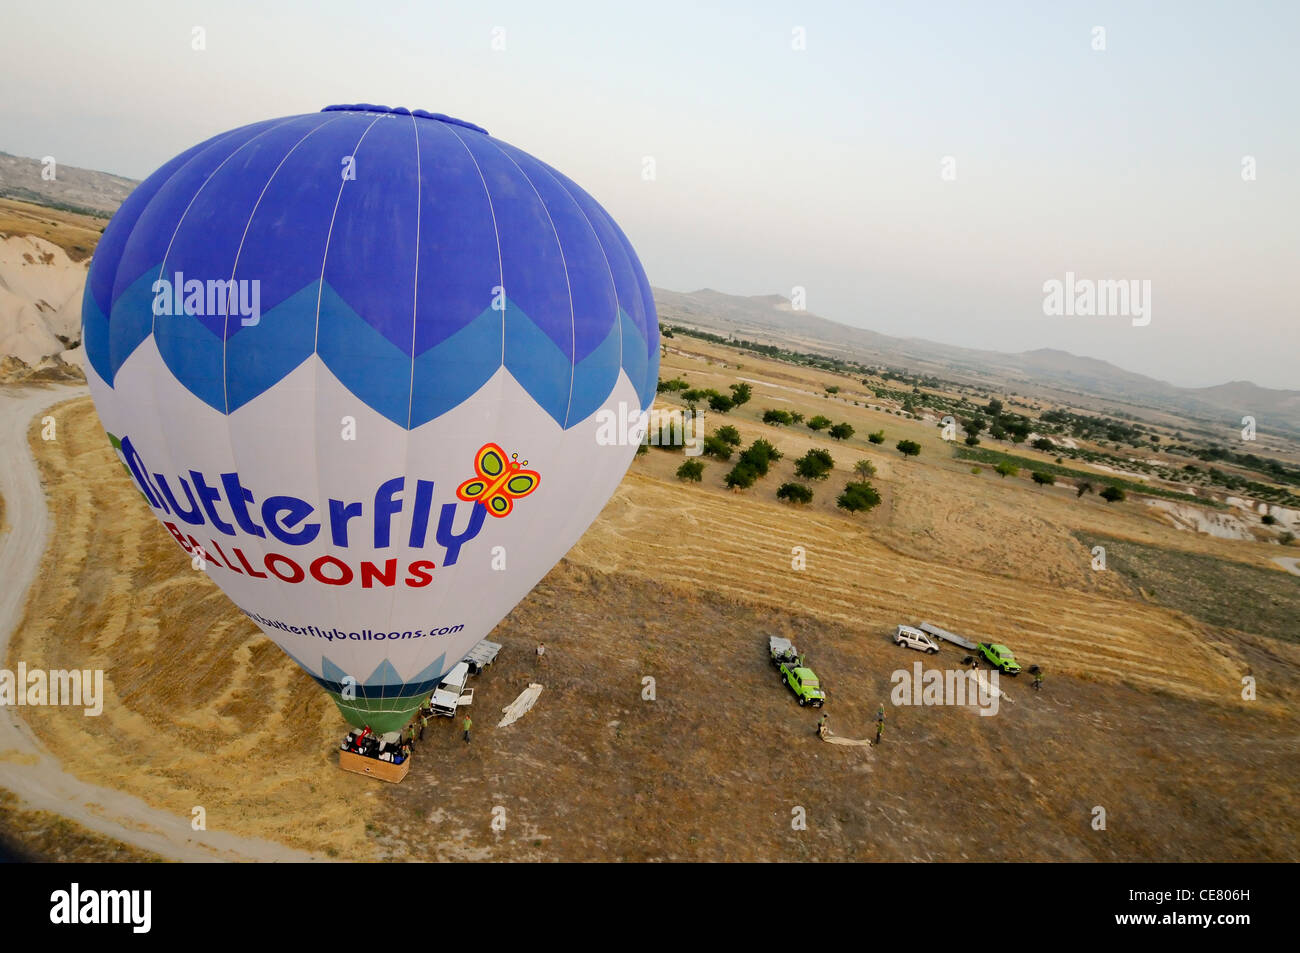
[410,123,483,696]
[139,118,298,677]
[605,216,658,400]
[214,118,339,673]
[443,126,505,368]
[309,114,382,705]
[405,113,422,429]
[479,138,577,427]
[395,112,423,707]
[150,117,299,339]
[533,167,624,423]
[222,115,342,415]
[103,129,242,379]
[311,115,385,354]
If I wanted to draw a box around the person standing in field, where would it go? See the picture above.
[463,714,472,744]
[817,712,829,738]
[419,710,428,741]
[1033,669,1043,692]
[537,642,546,664]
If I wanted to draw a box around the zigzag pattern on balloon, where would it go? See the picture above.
[83,276,652,428]
[308,652,448,700]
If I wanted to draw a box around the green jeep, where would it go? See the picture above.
[978,642,1021,675]
[780,662,827,707]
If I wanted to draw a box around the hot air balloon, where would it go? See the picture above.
[81,104,658,733]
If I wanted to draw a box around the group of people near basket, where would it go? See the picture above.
[400,699,473,745]
[340,725,412,764]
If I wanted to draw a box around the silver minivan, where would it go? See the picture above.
[893,624,940,654]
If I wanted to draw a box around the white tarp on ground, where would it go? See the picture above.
[819,729,874,748]
[498,683,543,727]
[973,669,1013,704]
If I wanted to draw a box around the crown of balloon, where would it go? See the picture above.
[320,104,488,135]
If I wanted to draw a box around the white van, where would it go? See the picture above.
[894,625,940,654]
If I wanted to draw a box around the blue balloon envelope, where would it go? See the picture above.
[82,105,658,731]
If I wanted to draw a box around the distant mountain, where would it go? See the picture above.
[654,288,1300,435]
[0,152,137,217]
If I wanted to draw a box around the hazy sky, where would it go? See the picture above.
[4,1,1297,388]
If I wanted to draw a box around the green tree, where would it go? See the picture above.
[1099,485,1126,503]
[762,409,794,426]
[676,460,704,482]
[795,449,835,480]
[707,392,734,413]
[829,422,855,441]
[702,435,733,460]
[837,481,882,513]
[724,463,758,489]
[777,482,813,504]
[715,424,742,446]
[808,415,832,431]
[867,430,886,444]
[739,439,782,476]
[1076,481,1094,497]
[896,439,921,457]
[853,459,877,479]
[1032,437,1055,452]
[729,382,752,406]
[1031,471,1056,487]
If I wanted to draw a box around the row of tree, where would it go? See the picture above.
[990,461,1125,500]
[763,409,856,441]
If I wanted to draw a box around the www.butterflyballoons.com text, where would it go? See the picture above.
[239,608,465,642]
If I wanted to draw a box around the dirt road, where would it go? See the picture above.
[0,385,316,861]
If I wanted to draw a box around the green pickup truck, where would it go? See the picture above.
[769,636,827,707]
[978,642,1022,675]
[780,663,827,707]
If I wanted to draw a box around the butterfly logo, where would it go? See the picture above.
[456,443,541,518]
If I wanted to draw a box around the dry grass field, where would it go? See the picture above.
[5,333,1298,861]
[0,198,105,263]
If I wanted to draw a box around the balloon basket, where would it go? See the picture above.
[339,749,410,784]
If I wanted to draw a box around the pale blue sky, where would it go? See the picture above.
[4,1,1297,388]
